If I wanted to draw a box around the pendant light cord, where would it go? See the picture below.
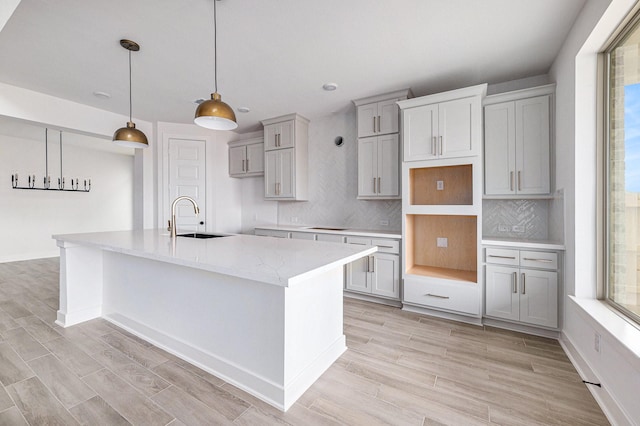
[214,0,218,93]
[128,48,133,122]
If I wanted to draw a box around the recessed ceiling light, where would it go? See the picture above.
[322,83,338,91]
[93,91,111,99]
[237,107,250,113]
[193,98,206,105]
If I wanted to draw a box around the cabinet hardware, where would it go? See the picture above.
[510,171,514,191]
[518,171,522,191]
[377,115,381,132]
[432,136,437,156]
[372,117,376,133]
[377,177,381,194]
[246,159,249,171]
[522,257,553,263]
[425,293,450,299]
[488,255,516,260]
[439,136,443,155]
[378,245,393,249]
[349,242,367,245]
[512,272,517,293]
[370,255,375,273]
[242,159,245,172]
[373,177,377,193]
[521,273,526,294]
[366,256,370,272]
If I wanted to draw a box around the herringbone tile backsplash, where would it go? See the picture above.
[278,111,402,231]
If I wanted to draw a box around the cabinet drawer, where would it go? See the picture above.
[290,231,316,241]
[520,250,557,270]
[485,248,519,266]
[403,277,480,315]
[371,239,400,254]
[316,233,345,243]
[346,237,372,246]
[255,229,290,239]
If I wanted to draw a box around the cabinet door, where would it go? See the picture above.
[357,103,378,138]
[246,143,264,173]
[378,98,399,135]
[439,97,476,158]
[264,150,279,198]
[377,134,399,197]
[278,148,295,198]
[485,265,519,321]
[371,253,399,299]
[345,256,371,293]
[229,146,246,176]
[403,104,438,161]
[515,95,550,195]
[519,269,558,328]
[278,120,295,149]
[484,102,516,195]
[264,124,279,151]
[357,138,378,197]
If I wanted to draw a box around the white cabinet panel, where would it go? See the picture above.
[378,98,400,135]
[371,254,400,299]
[515,96,550,195]
[403,104,438,162]
[357,138,377,198]
[519,269,558,328]
[438,97,475,158]
[357,103,378,138]
[246,143,264,174]
[485,265,519,321]
[346,256,370,292]
[484,102,516,195]
[229,140,264,178]
[377,134,400,197]
[229,145,246,176]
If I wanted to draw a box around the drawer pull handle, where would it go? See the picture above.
[521,273,526,294]
[522,258,553,263]
[425,293,450,299]
[488,255,516,260]
[349,242,367,246]
[378,245,394,248]
[512,272,517,293]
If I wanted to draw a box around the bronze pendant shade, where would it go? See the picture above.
[113,39,148,148]
[194,0,237,130]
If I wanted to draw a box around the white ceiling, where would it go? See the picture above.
[0,0,585,133]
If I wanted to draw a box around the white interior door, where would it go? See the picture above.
[169,138,206,232]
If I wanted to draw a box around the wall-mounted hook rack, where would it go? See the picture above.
[11,129,91,192]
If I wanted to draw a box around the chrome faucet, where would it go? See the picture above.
[168,196,200,238]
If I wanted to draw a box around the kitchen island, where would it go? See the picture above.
[53,229,376,411]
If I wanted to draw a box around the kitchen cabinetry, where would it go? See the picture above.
[228,136,264,177]
[262,113,309,201]
[345,237,400,299]
[353,90,411,200]
[398,85,486,162]
[357,134,399,198]
[484,84,554,196]
[484,247,559,328]
[255,227,401,303]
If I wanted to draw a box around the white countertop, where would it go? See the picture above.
[482,238,565,250]
[255,225,402,239]
[53,229,376,287]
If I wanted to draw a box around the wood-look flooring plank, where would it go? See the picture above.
[3,327,49,362]
[81,369,173,425]
[0,342,34,386]
[99,332,167,368]
[152,361,249,421]
[0,406,28,425]
[112,363,171,397]
[54,326,112,355]
[0,301,31,319]
[43,337,103,378]
[0,310,18,333]
[0,383,14,412]
[68,395,131,426]
[151,385,233,425]
[15,316,61,344]
[7,376,79,425]
[27,354,96,409]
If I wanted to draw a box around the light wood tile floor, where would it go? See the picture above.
[0,258,609,425]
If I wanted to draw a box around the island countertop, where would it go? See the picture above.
[53,229,376,287]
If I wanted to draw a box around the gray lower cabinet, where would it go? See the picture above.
[255,228,401,302]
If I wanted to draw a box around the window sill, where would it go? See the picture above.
[569,296,640,366]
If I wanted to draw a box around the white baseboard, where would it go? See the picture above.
[344,291,402,307]
[402,304,483,326]
[559,332,633,426]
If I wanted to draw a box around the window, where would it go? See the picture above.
[605,13,640,325]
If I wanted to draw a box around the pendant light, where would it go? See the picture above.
[113,39,148,148]
[194,0,237,130]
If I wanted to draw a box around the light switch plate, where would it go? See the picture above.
[436,237,448,248]
[436,180,444,191]
[512,225,525,233]
[498,224,510,232]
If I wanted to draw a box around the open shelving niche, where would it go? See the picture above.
[401,156,483,317]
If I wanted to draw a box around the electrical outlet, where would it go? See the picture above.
[436,180,444,191]
[436,237,448,248]
[291,217,298,223]
[498,224,510,232]
[594,332,601,353]
[512,225,525,233]
[379,219,389,226]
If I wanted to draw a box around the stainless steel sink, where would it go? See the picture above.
[308,227,347,231]
[177,233,229,239]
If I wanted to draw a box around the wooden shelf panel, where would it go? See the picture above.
[410,164,473,205]
[406,266,477,283]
